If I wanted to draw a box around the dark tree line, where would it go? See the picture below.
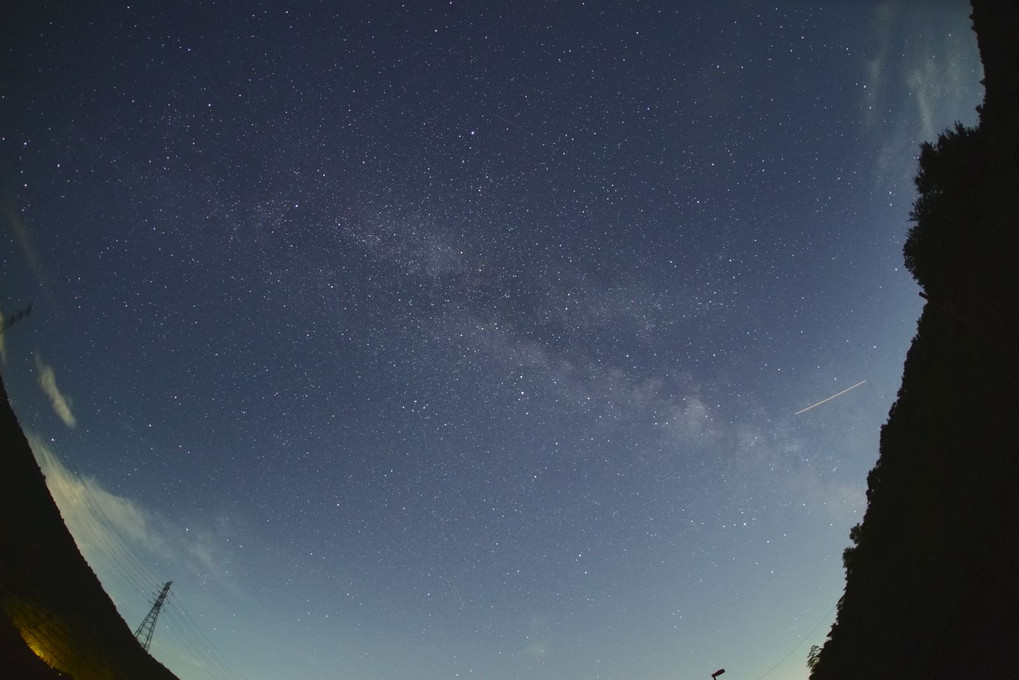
[808,3,1019,679]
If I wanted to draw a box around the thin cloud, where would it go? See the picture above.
[6,205,44,281]
[866,3,983,191]
[34,351,76,427]
[27,434,239,595]
[862,2,896,130]
[28,435,170,587]
[4,201,54,304]
[27,434,257,679]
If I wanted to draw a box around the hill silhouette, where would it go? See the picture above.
[0,374,179,680]
[808,3,1019,679]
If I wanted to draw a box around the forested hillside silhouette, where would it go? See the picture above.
[809,3,1019,679]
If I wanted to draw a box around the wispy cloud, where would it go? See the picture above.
[864,3,984,190]
[26,434,257,679]
[34,352,76,427]
[28,435,170,593]
[4,202,54,304]
[26,434,239,598]
[6,207,44,279]
[862,2,896,130]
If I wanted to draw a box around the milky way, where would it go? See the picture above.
[1,3,983,679]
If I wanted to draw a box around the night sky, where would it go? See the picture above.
[1,2,983,679]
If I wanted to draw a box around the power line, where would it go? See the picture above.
[38,445,248,680]
[756,604,837,680]
[135,581,173,651]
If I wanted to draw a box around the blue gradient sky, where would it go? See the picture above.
[1,2,982,679]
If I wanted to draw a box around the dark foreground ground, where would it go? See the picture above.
[808,2,1019,679]
[0,374,178,680]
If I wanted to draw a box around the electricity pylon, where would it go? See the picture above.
[134,581,173,652]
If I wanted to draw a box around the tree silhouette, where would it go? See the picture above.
[903,122,984,296]
[807,3,1019,678]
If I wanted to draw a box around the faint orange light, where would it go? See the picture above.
[4,598,72,673]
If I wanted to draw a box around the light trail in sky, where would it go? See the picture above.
[794,380,867,416]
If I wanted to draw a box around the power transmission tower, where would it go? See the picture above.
[134,581,173,652]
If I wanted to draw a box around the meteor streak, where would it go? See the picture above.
[795,380,867,415]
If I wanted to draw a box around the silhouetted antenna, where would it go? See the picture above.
[134,581,173,652]
[0,302,33,336]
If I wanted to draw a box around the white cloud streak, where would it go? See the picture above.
[28,434,169,597]
[34,351,76,427]
[865,2,984,190]
[26,434,238,601]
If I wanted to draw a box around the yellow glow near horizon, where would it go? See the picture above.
[4,598,73,674]
[22,629,60,668]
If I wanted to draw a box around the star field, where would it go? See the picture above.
[0,2,983,679]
